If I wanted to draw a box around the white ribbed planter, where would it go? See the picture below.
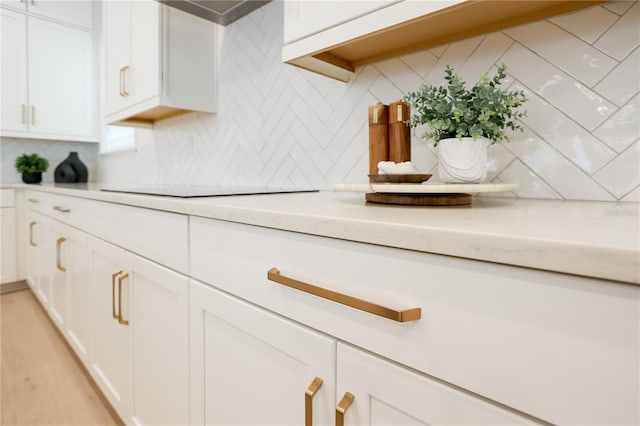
[438,137,489,183]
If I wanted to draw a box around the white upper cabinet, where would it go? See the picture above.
[282,0,607,82]
[283,1,399,44]
[0,4,97,142]
[103,0,218,127]
[0,8,27,133]
[28,16,95,139]
[1,0,93,29]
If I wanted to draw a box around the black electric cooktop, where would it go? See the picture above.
[99,185,318,198]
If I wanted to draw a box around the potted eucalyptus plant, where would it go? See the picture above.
[404,63,527,183]
[15,153,49,184]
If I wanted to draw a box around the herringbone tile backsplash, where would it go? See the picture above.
[3,1,639,201]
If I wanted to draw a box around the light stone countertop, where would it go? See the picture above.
[5,183,639,285]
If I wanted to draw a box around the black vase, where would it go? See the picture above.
[22,172,42,184]
[55,152,88,183]
[54,162,77,183]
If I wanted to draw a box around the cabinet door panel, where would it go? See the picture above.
[104,0,131,115]
[26,213,50,306]
[65,226,91,364]
[48,221,67,332]
[190,279,336,426]
[1,9,27,133]
[128,0,160,105]
[90,237,131,421]
[129,253,189,426]
[1,208,17,283]
[28,16,94,138]
[337,343,537,425]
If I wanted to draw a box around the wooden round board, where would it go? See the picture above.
[365,192,471,205]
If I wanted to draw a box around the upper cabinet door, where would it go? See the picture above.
[28,15,95,139]
[104,0,132,116]
[283,0,399,44]
[0,8,27,133]
[127,0,160,107]
[27,0,93,29]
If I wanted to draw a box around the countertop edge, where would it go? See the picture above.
[7,184,639,285]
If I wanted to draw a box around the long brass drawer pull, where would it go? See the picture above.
[112,269,123,320]
[27,198,39,203]
[267,268,421,322]
[56,237,66,271]
[118,272,129,326]
[305,377,323,426]
[335,392,354,426]
[29,221,37,246]
[53,206,70,213]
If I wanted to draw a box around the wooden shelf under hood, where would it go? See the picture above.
[282,0,606,82]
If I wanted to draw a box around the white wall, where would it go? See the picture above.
[7,1,639,201]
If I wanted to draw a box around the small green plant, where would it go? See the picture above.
[403,63,527,146]
[15,153,49,173]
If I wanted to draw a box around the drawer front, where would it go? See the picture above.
[25,190,188,274]
[190,217,640,425]
[0,188,15,207]
[25,189,85,225]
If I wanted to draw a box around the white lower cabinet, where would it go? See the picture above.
[189,279,336,426]
[25,210,50,306]
[336,343,535,425]
[90,236,189,425]
[90,236,131,420]
[1,189,17,284]
[59,222,92,363]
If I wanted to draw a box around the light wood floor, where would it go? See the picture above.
[1,289,123,426]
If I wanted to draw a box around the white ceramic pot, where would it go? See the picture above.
[438,137,489,183]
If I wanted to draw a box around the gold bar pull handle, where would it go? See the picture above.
[267,268,421,322]
[305,377,323,426]
[119,67,124,97]
[27,198,39,203]
[29,221,37,246]
[112,269,123,319]
[21,104,26,124]
[56,237,66,271]
[336,392,354,426]
[122,66,129,96]
[31,105,35,125]
[53,206,70,213]
[118,272,129,325]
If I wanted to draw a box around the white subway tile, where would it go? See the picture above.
[513,83,616,173]
[593,141,640,198]
[501,43,616,131]
[425,36,484,85]
[603,1,635,16]
[504,20,617,86]
[374,57,427,94]
[459,33,513,86]
[550,5,618,44]
[594,2,640,61]
[621,186,640,202]
[486,142,516,181]
[505,126,615,200]
[594,47,640,107]
[594,94,640,153]
[495,159,563,200]
[400,50,438,79]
